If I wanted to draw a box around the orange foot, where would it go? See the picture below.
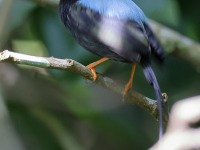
[86,57,109,81]
[123,80,133,96]
[123,64,136,97]
[86,65,97,81]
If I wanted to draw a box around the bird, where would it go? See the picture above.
[59,0,166,139]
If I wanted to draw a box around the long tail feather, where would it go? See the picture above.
[142,63,164,139]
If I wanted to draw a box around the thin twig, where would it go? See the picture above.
[0,50,162,121]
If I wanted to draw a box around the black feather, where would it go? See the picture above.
[143,22,165,62]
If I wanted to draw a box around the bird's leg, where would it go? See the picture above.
[123,64,136,96]
[86,57,109,81]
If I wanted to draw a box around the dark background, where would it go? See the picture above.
[0,0,199,149]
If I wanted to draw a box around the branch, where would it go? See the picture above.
[0,50,161,121]
[33,0,200,71]
[150,20,200,71]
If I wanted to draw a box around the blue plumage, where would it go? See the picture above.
[59,0,166,139]
[78,0,147,23]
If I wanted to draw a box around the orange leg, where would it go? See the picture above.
[86,57,109,81]
[123,64,136,96]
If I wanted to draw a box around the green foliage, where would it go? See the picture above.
[0,0,200,150]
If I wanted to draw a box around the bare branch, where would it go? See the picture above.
[0,50,162,121]
[150,20,200,71]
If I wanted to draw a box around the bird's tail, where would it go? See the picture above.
[141,61,164,139]
[143,22,164,62]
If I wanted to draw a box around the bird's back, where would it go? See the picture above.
[59,0,164,63]
[78,0,147,24]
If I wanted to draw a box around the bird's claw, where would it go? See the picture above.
[122,81,132,101]
[89,68,97,81]
[86,65,97,81]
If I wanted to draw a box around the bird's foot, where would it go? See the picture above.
[122,81,132,99]
[86,65,97,81]
[122,64,136,100]
[86,58,109,81]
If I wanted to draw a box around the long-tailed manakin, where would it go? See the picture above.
[59,0,166,139]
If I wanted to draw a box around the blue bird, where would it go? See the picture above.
[59,0,166,138]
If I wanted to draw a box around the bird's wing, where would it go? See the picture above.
[68,3,150,63]
[143,22,164,62]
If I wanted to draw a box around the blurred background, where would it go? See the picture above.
[0,0,199,150]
